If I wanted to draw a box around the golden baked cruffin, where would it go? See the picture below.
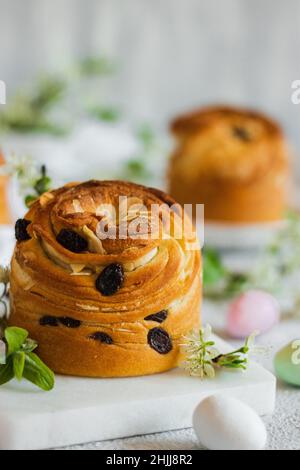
[0,152,11,224]
[9,180,201,377]
[168,105,290,223]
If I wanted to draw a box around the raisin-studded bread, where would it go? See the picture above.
[9,180,201,377]
[169,105,290,223]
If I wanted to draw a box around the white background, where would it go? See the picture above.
[1,0,300,185]
[0,0,300,131]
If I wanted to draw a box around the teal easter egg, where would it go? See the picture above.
[274,340,300,387]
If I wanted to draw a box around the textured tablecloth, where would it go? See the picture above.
[1,227,299,450]
[61,388,300,450]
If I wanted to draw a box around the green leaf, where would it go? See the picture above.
[126,159,146,174]
[23,352,55,391]
[0,356,14,385]
[21,338,38,353]
[31,76,66,111]
[1,325,55,391]
[0,76,66,135]
[34,175,51,195]
[13,352,25,381]
[203,248,227,286]
[89,106,120,123]
[224,273,248,296]
[285,209,299,223]
[79,56,115,77]
[123,159,152,182]
[25,194,37,207]
[137,124,155,148]
[33,165,51,196]
[4,327,28,356]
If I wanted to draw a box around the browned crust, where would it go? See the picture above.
[9,180,201,377]
[170,104,283,138]
[168,105,290,223]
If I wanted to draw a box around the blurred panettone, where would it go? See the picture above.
[168,105,290,223]
[0,152,10,224]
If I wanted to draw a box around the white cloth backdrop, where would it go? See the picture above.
[1,0,300,139]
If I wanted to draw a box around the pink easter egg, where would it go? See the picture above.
[226,290,280,338]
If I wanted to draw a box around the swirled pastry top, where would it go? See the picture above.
[170,105,289,183]
[15,180,199,308]
[23,180,196,266]
[11,181,201,376]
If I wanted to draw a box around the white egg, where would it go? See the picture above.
[193,395,267,450]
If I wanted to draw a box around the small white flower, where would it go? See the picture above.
[0,340,6,365]
[202,324,212,342]
[0,154,38,192]
[181,326,264,379]
[181,324,221,379]
[245,330,259,349]
[245,331,273,358]
[207,346,220,360]
[203,363,216,378]
[1,154,33,176]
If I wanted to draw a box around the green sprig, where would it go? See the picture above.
[88,106,120,123]
[0,266,54,391]
[0,55,117,136]
[203,248,248,299]
[182,325,257,379]
[24,164,52,207]
[120,124,159,183]
[0,76,67,135]
[78,56,115,77]
[23,164,52,207]
[1,156,53,207]
[203,211,300,305]
[0,326,55,391]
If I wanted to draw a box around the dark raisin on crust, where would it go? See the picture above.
[15,219,31,242]
[59,317,81,328]
[147,327,173,354]
[95,263,124,296]
[39,315,59,327]
[56,229,88,253]
[88,332,113,344]
[232,126,252,142]
[144,310,168,323]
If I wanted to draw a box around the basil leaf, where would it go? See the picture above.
[21,338,38,353]
[203,248,227,286]
[13,352,26,381]
[4,327,28,356]
[0,356,14,385]
[23,352,54,391]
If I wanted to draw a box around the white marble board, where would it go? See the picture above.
[0,336,276,450]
